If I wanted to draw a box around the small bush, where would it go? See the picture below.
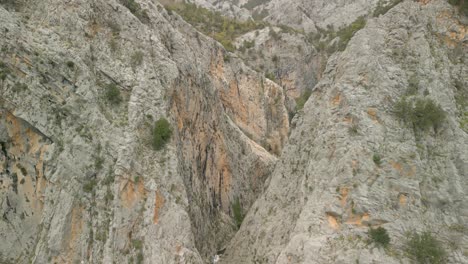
[13,82,28,92]
[295,89,312,111]
[83,179,97,193]
[132,239,143,250]
[373,153,382,166]
[239,40,255,52]
[336,16,366,51]
[348,123,359,135]
[119,0,150,23]
[373,0,403,17]
[448,0,468,16]
[0,61,10,81]
[269,27,280,40]
[66,61,75,68]
[369,227,390,247]
[406,231,447,264]
[131,51,144,68]
[265,72,276,82]
[232,198,244,229]
[152,118,172,150]
[105,83,122,105]
[394,97,446,131]
[242,0,269,10]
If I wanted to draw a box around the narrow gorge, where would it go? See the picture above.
[0,0,466,263]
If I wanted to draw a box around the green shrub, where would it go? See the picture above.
[369,227,390,247]
[0,0,20,10]
[406,231,447,264]
[412,98,446,130]
[0,61,10,81]
[152,118,172,150]
[83,179,97,193]
[131,51,144,68]
[269,27,280,40]
[104,83,122,105]
[394,97,446,131]
[13,82,28,92]
[265,72,276,82]
[373,0,403,17]
[348,123,359,135]
[66,61,75,68]
[242,0,269,10]
[132,239,143,250]
[240,40,255,52]
[232,198,244,229]
[295,89,312,111]
[373,153,382,166]
[136,251,144,264]
[448,0,468,16]
[119,0,150,23]
[336,16,366,51]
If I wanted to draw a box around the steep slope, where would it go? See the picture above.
[175,0,399,109]
[0,0,288,263]
[188,0,383,32]
[221,0,468,263]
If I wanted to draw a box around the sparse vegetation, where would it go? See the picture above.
[66,61,75,68]
[373,153,382,166]
[239,40,255,52]
[0,61,10,81]
[373,0,403,17]
[336,16,367,51]
[394,97,446,131]
[242,0,269,10]
[131,51,144,68]
[13,82,28,92]
[232,198,244,229]
[295,89,312,111]
[83,179,97,193]
[152,118,172,150]
[94,156,104,170]
[107,20,121,36]
[308,16,367,54]
[448,0,468,16]
[265,72,276,82]
[369,227,390,247]
[405,231,447,264]
[104,83,122,105]
[454,80,468,132]
[165,3,266,52]
[119,0,150,23]
[348,123,359,135]
[132,239,143,250]
[0,0,20,10]
[132,239,144,264]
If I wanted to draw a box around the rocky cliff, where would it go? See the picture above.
[0,0,288,263]
[0,0,467,264]
[221,0,468,263]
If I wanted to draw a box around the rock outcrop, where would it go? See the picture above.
[0,0,288,263]
[0,0,467,263]
[221,1,468,263]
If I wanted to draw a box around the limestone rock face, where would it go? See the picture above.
[221,1,468,263]
[0,0,287,263]
[0,0,467,264]
[189,0,381,32]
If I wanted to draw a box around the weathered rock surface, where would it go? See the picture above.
[0,0,288,263]
[0,0,467,263]
[189,0,381,32]
[221,1,468,263]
